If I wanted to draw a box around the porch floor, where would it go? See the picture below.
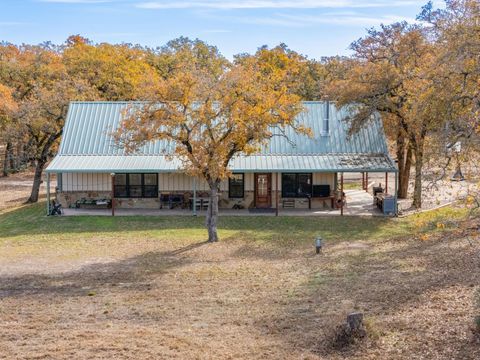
[61,190,384,217]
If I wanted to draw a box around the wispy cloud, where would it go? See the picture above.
[273,12,419,27]
[136,0,430,10]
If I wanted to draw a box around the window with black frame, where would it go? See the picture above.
[114,173,158,198]
[228,173,244,198]
[281,173,312,198]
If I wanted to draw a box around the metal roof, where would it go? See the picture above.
[47,101,397,173]
[47,154,396,173]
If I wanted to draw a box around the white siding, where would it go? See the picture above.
[313,173,335,188]
[61,171,335,193]
[61,173,111,191]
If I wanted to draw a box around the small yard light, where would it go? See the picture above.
[315,236,323,254]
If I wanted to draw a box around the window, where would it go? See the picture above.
[228,173,244,198]
[114,173,158,198]
[281,173,312,198]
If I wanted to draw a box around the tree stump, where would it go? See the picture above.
[346,312,364,333]
[333,312,367,349]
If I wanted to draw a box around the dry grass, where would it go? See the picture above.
[0,171,55,211]
[0,176,479,359]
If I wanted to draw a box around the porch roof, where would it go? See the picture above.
[46,153,397,173]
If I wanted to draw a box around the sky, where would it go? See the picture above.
[0,0,444,60]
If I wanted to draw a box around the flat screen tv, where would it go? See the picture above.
[312,185,330,198]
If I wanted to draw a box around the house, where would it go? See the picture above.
[45,101,398,214]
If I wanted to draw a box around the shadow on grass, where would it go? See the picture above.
[257,232,480,358]
[0,242,209,299]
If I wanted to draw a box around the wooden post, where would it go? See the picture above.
[385,172,388,194]
[46,172,50,216]
[362,172,365,190]
[275,172,279,216]
[340,172,344,216]
[193,177,197,216]
[365,172,369,192]
[110,173,115,217]
[394,171,399,216]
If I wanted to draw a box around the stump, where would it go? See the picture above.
[346,312,364,335]
[333,312,366,348]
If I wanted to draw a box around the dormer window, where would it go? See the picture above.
[322,101,330,136]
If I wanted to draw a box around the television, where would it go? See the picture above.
[312,185,331,198]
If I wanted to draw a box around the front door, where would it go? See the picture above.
[255,173,272,208]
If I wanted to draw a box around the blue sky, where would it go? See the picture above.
[0,0,443,59]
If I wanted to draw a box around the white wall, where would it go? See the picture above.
[60,171,335,193]
[61,173,111,191]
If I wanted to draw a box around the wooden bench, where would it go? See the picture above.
[282,199,295,208]
[75,198,111,209]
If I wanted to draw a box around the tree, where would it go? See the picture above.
[0,84,17,176]
[236,44,327,101]
[325,22,437,207]
[116,44,307,242]
[419,0,480,210]
[0,36,160,202]
[63,35,159,100]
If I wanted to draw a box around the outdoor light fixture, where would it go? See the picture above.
[315,236,323,254]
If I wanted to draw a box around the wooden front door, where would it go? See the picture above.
[255,173,272,208]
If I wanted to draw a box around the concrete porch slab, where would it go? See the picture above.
[60,190,384,217]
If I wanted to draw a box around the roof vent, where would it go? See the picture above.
[322,101,330,136]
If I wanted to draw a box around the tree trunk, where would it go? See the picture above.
[396,129,412,199]
[205,181,220,242]
[26,131,62,203]
[412,145,424,209]
[2,142,13,177]
[27,158,47,203]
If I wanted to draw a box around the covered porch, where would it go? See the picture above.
[59,189,383,217]
[45,153,398,217]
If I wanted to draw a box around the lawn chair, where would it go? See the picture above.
[194,197,210,210]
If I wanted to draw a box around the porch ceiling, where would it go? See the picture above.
[46,153,397,173]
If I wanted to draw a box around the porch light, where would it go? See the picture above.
[315,236,323,254]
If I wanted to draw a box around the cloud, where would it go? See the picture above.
[136,0,430,10]
[274,12,419,27]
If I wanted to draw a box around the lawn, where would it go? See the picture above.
[0,203,478,359]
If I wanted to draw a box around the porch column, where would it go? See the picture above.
[110,173,115,217]
[385,172,388,194]
[394,171,399,216]
[192,177,197,216]
[275,172,279,216]
[340,172,344,216]
[46,172,50,216]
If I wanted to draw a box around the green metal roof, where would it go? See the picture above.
[47,101,397,173]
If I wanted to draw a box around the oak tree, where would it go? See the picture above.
[116,44,307,242]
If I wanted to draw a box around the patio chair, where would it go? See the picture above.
[168,194,184,209]
[193,197,210,210]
